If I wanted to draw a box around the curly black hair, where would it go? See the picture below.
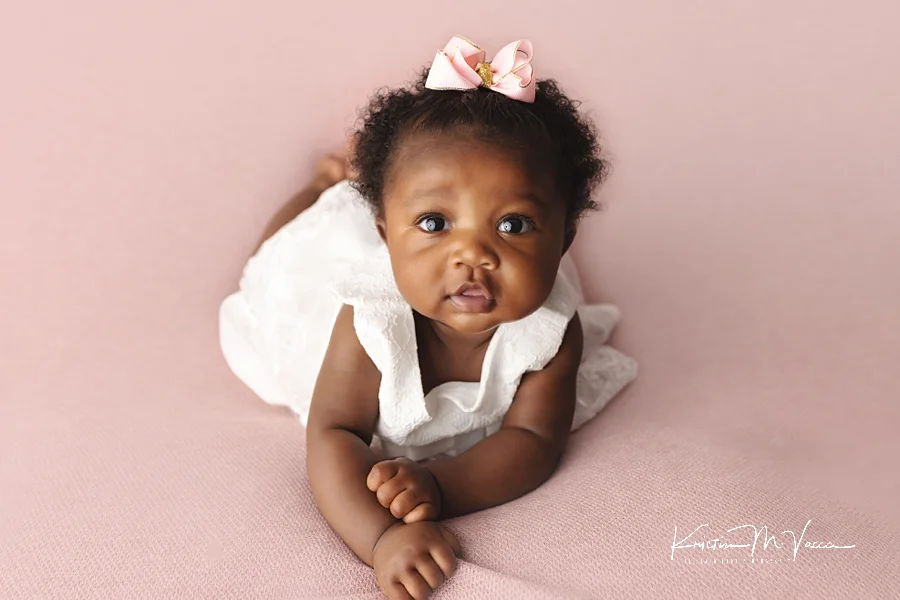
[350,67,608,245]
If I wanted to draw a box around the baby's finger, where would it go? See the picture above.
[374,475,407,511]
[403,502,438,524]
[389,489,420,520]
[429,542,459,580]
[385,581,413,600]
[415,556,446,590]
[367,460,400,492]
[440,526,463,558]
[399,570,431,600]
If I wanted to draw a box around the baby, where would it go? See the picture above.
[220,36,637,600]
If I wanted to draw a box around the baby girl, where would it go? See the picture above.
[220,36,637,600]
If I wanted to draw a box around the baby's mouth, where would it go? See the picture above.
[451,281,493,299]
[449,282,496,313]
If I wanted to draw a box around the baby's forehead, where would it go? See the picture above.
[394,128,530,159]
[388,132,560,198]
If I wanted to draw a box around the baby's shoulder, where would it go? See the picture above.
[306,304,382,435]
[324,304,377,368]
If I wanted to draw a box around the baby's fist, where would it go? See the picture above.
[311,154,348,190]
[372,521,462,600]
[367,457,441,523]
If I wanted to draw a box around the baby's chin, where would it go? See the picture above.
[441,317,504,336]
[427,306,540,335]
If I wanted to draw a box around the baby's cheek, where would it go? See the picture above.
[394,272,444,316]
[501,262,556,313]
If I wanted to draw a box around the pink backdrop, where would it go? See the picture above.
[2,0,898,598]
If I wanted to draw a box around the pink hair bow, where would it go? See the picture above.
[424,36,536,103]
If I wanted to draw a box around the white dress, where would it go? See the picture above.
[219,181,638,461]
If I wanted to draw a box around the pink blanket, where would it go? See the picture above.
[3,307,897,598]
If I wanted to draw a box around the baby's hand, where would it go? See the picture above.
[311,154,348,190]
[311,139,358,190]
[372,521,462,600]
[367,458,442,523]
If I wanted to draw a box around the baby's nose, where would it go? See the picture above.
[449,230,499,270]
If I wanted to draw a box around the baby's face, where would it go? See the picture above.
[377,135,568,335]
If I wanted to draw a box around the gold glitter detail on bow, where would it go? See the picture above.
[475,61,493,87]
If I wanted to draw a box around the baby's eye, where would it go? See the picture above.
[498,216,534,234]
[416,215,448,233]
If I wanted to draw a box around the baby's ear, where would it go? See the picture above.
[375,217,388,243]
[562,226,577,255]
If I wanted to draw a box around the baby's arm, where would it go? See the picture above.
[424,313,584,520]
[308,306,462,600]
[305,304,399,566]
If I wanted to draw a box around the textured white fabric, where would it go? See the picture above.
[219,181,638,461]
